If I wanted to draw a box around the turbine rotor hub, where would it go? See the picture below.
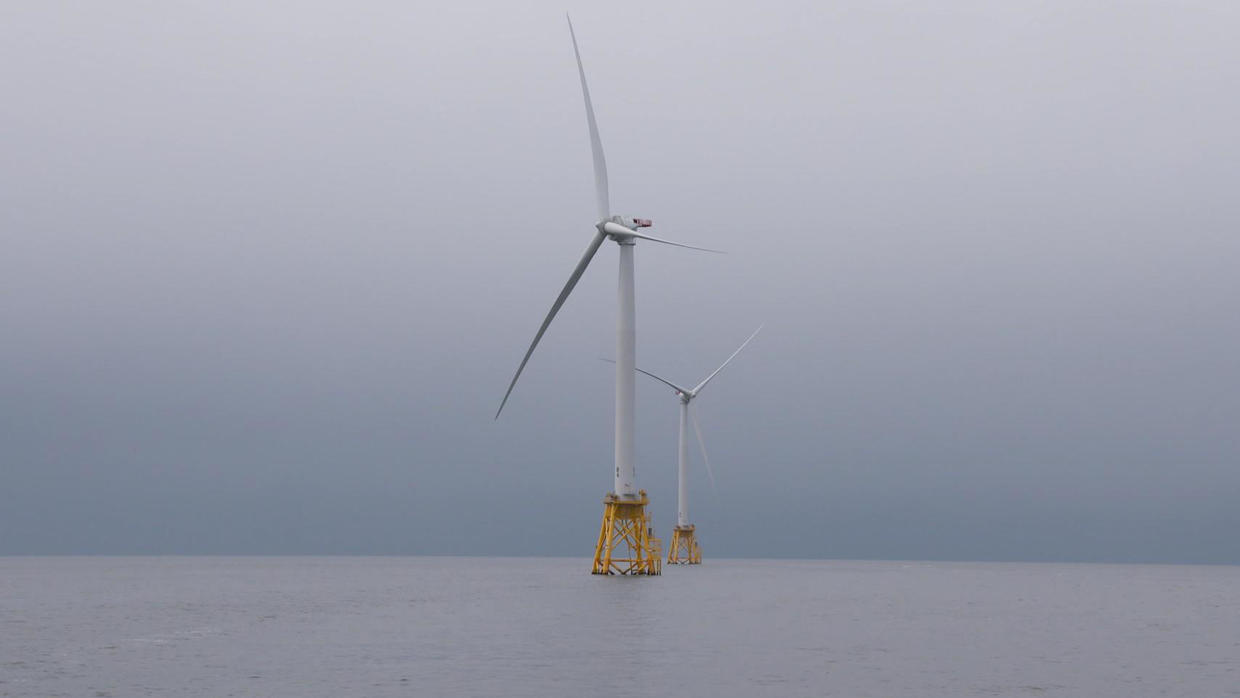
[599,216,652,244]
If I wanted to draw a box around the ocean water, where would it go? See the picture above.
[1,557,1237,697]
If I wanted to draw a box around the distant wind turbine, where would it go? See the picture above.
[619,325,763,564]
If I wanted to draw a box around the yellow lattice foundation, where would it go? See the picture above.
[592,490,662,575]
[667,524,701,565]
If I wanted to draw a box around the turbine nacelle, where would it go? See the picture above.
[606,215,652,229]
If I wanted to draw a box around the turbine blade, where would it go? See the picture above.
[690,405,719,500]
[627,230,726,254]
[600,220,723,253]
[692,324,763,395]
[600,358,691,394]
[567,15,609,221]
[496,231,608,418]
[635,366,691,394]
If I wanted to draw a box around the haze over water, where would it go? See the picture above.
[3,1,1239,563]
[3,556,1237,697]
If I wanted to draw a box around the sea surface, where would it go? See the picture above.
[1,557,1237,697]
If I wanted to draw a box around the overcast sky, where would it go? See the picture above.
[2,0,1237,561]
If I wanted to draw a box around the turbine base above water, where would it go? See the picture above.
[592,491,662,575]
[667,524,702,565]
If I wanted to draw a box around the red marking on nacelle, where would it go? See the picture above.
[634,218,652,228]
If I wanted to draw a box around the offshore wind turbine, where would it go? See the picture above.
[495,16,719,575]
[630,325,762,564]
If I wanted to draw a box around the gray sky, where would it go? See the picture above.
[2,0,1238,561]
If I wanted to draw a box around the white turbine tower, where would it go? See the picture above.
[630,325,762,564]
[496,16,719,575]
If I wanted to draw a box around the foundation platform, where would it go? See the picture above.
[592,490,662,575]
[667,524,701,565]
